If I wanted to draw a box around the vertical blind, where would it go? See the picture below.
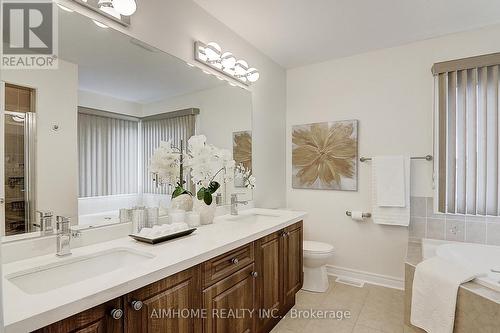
[434,53,500,215]
[78,111,139,197]
[142,113,196,194]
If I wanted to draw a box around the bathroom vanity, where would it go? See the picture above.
[3,209,305,332]
[0,6,293,333]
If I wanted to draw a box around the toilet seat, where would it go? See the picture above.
[302,240,334,292]
[303,240,334,254]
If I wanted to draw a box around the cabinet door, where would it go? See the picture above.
[32,298,123,333]
[203,264,256,333]
[283,222,303,306]
[125,266,201,333]
[254,232,282,333]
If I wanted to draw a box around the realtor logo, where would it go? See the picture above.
[1,0,58,69]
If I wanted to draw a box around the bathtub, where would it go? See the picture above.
[421,238,500,292]
[78,210,120,226]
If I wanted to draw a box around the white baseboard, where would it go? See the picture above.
[326,265,404,290]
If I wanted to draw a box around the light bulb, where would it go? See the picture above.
[205,42,221,62]
[246,68,260,82]
[234,60,249,77]
[223,66,235,76]
[197,46,208,62]
[220,52,236,69]
[113,0,137,16]
[98,0,121,19]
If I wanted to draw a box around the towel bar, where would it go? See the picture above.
[345,211,372,218]
[359,155,432,162]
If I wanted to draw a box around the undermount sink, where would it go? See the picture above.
[6,248,155,294]
[222,212,282,223]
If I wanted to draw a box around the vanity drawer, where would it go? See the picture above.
[203,243,254,287]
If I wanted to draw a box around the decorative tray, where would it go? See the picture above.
[129,228,197,244]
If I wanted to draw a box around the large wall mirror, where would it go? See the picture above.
[0,8,253,239]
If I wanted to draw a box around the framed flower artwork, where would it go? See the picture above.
[292,120,358,191]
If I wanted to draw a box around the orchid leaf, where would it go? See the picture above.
[203,191,213,205]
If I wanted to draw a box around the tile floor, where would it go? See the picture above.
[271,277,415,333]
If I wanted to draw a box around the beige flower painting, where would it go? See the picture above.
[292,120,358,190]
[233,131,252,187]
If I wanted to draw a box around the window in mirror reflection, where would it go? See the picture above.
[4,84,37,236]
[78,109,139,197]
[77,107,197,204]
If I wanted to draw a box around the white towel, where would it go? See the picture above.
[372,155,410,226]
[374,156,406,207]
[411,257,480,333]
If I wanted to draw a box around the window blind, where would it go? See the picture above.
[435,54,500,215]
[142,112,196,194]
[78,111,139,197]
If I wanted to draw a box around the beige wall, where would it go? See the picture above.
[143,85,252,152]
[286,24,500,280]
[58,0,287,209]
[143,85,253,201]
[78,90,142,117]
[2,60,79,223]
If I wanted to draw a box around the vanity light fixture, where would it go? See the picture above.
[71,0,134,27]
[98,0,121,19]
[194,41,260,85]
[113,0,137,16]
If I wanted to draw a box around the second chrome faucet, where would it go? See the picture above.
[56,216,72,257]
[230,193,248,215]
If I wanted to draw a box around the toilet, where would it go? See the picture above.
[302,240,335,292]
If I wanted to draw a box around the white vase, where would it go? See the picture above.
[170,194,193,212]
[194,199,217,225]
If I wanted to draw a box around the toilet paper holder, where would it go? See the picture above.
[345,211,372,218]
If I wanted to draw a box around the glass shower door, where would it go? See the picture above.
[4,111,35,235]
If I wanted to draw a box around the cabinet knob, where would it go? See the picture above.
[251,271,258,278]
[231,258,239,265]
[281,231,287,238]
[131,300,143,311]
[110,308,123,320]
[287,231,291,236]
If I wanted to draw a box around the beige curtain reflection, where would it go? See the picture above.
[78,112,139,197]
[142,114,196,194]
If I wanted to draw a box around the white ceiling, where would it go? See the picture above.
[59,9,224,104]
[194,0,500,69]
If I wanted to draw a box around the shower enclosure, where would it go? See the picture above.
[3,84,36,236]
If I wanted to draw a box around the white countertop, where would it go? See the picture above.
[2,208,306,332]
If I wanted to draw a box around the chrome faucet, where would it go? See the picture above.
[230,193,248,215]
[35,211,54,235]
[56,216,72,257]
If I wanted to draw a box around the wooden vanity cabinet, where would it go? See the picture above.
[32,297,124,333]
[253,222,303,333]
[282,222,303,307]
[254,231,283,333]
[124,266,201,333]
[202,264,256,333]
[33,221,303,333]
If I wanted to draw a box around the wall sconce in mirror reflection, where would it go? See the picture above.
[61,0,138,28]
[194,41,260,86]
